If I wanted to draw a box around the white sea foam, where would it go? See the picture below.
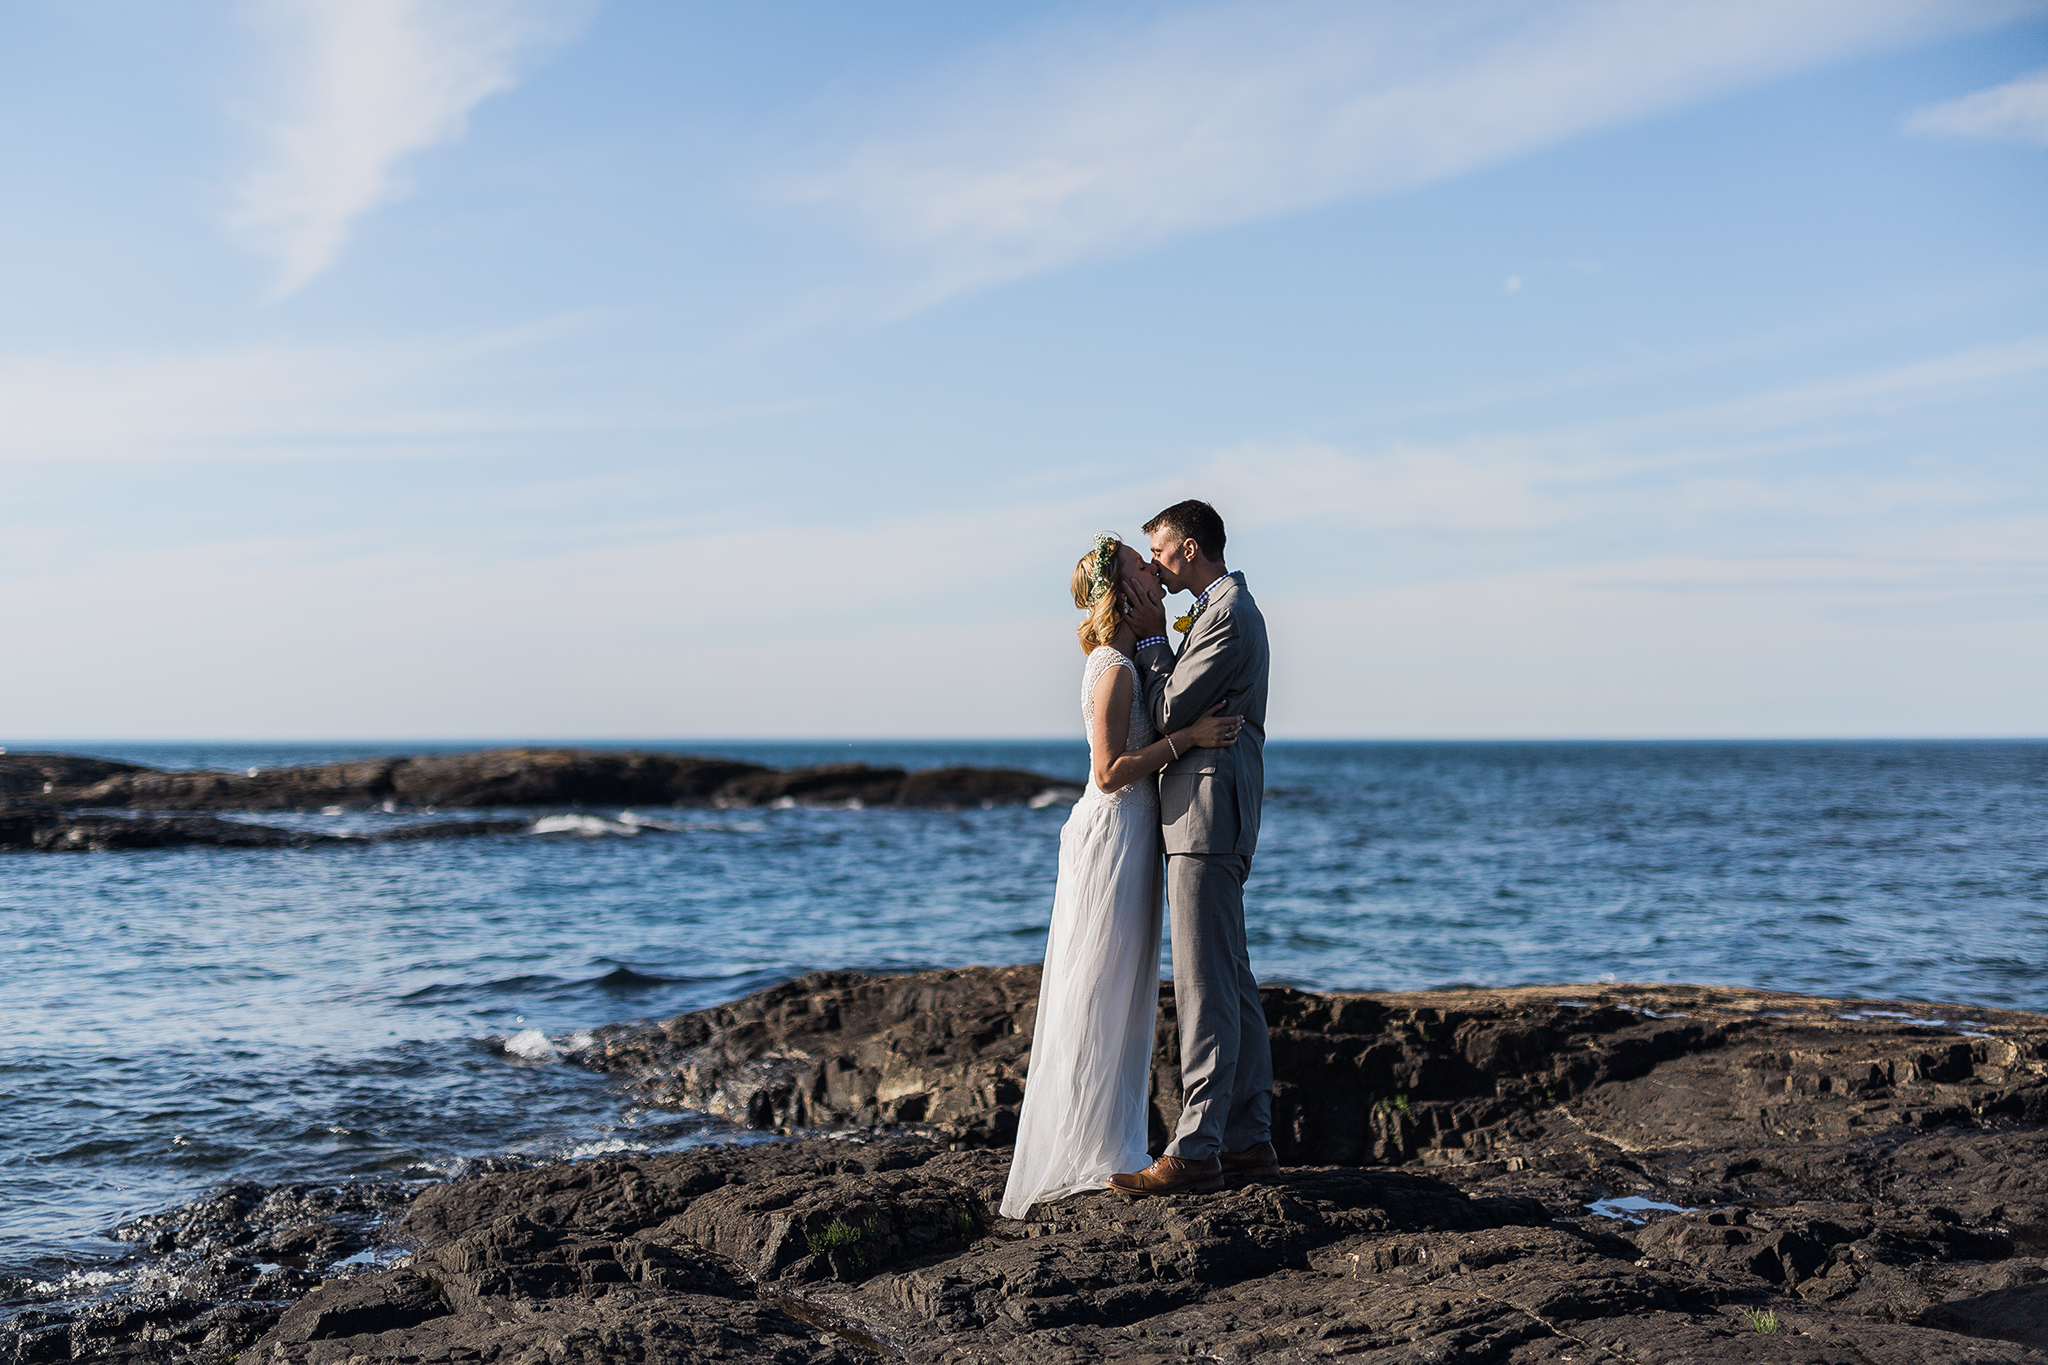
[566,1136,649,1160]
[1029,786,1082,808]
[615,811,684,832]
[501,1028,560,1062]
[27,1268,125,1295]
[528,814,641,837]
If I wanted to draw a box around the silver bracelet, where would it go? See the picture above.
[1166,735,1179,761]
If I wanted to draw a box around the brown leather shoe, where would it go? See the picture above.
[1220,1141,1280,1182]
[1106,1155,1225,1196]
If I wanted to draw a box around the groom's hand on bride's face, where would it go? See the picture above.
[1126,570,1168,637]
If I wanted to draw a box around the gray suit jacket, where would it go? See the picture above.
[1135,571,1270,858]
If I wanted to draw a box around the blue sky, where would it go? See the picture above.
[2,0,2044,740]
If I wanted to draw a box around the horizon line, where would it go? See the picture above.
[8,735,2046,748]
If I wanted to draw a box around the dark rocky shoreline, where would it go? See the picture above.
[8,968,2046,1363]
[0,750,1078,851]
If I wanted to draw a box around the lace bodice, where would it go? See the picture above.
[1081,647,1158,806]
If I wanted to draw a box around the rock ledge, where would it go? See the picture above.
[7,969,2045,1363]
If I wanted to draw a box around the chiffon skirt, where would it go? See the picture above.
[999,785,1164,1219]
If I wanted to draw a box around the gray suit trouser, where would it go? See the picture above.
[1164,852,1273,1160]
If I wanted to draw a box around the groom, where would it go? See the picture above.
[1111,499,1276,1195]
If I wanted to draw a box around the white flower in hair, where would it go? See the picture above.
[1086,532,1119,603]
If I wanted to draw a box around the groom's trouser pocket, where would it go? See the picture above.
[1160,774,1237,854]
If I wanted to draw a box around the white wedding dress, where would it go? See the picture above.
[999,646,1165,1219]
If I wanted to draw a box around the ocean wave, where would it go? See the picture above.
[498,1028,560,1063]
[401,973,561,1001]
[20,1268,125,1298]
[494,1026,602,1064]
[526,811,726,837]
[564,1136,649,1160]
[527,814,647,837]
[403,964,703,1006]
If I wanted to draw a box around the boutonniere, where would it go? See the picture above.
[1174,599,1206,635]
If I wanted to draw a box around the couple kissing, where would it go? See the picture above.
[1000,499,1275,1219]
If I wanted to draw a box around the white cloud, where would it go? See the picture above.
[0,319,812,465]
[798,0,2033,302]
[230,0,590,297]
[1192,334,2048,537]
[1906,65,2048,144]
[0,329,549,462]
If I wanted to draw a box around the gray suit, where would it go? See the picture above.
[1134,571,1273,1160]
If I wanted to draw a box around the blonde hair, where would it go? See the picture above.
[1072,536,1128,654]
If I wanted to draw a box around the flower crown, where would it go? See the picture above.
[1085,531,1120,605]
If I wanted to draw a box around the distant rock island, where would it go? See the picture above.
[0,748,1079,851]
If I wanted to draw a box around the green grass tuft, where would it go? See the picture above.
[807,1217,878,1254]
[1739,1306,1780,1334]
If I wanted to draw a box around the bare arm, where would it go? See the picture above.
[1091,663,1236,794]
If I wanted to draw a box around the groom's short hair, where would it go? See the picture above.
[1144,500,1226,563]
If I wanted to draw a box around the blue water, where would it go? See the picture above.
[3,739,2045,1289]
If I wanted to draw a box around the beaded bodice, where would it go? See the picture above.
[1081,647,1158,806]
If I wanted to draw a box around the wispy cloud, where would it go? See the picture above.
[1906,65,2048,144]
[1189,335,2048,540]
[0,328,548,463]
[229,0,590,297]
[0,319,806,464]
[798,0,2031,303]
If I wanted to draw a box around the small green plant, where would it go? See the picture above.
[1374,1094,1414,1118]
[954,1211,977,1241]
[1739,1306,1780,1334]
[806,1216,880,1254]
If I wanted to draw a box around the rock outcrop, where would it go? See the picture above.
[0,803,530,852]
[578,967,2048,1164]
[9,970,2046,1363]
[1,749,1076,816]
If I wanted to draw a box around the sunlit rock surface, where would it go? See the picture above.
[9,970,2046,1363]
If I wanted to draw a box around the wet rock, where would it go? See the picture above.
[0,754,149,797]
[711,762,1072,810]
[0,805,530,853]
[577,967,1041,1143]
[10,749,1074,818]
[35,748,768,813]
[0,807,341,852]
[713,763,910,808]
[893,766,1076,809]
[0,1181,416,1365]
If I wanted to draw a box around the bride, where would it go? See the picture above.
[1000,533,1241,1220]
